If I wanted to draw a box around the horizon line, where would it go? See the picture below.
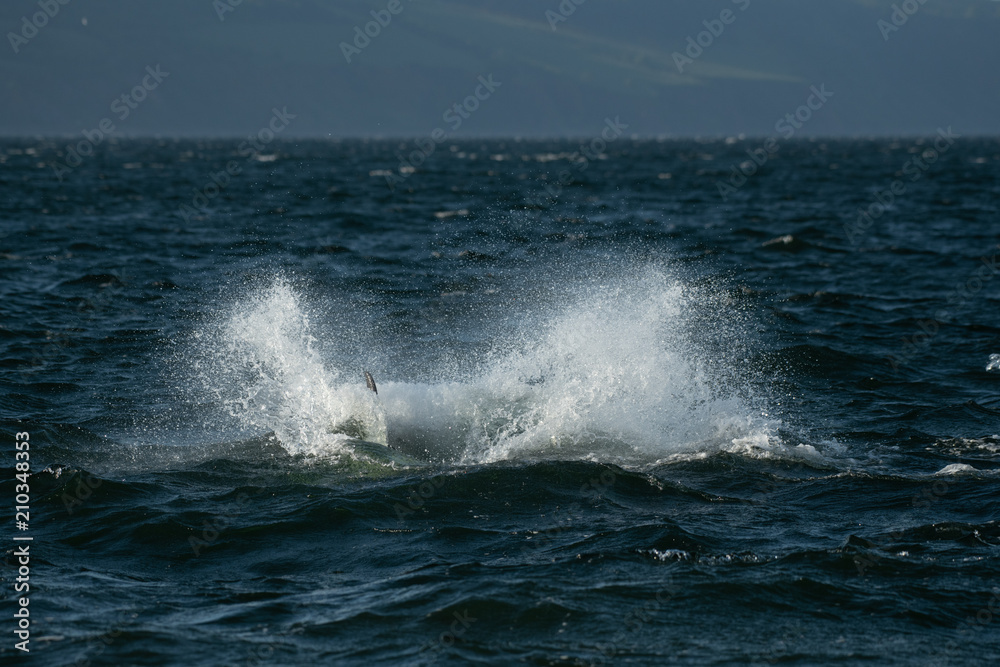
[0,132,995,142]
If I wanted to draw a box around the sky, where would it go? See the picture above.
[1,0,999,138]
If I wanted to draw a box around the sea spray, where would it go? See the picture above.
[457,267,777,463]
[192,280,386,458]
[187,266,788,466]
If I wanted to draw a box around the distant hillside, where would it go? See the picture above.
[1,0,998,136]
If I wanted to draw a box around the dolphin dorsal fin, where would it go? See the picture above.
[364,370,378,395]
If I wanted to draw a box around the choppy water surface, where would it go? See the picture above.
[1,138,999,665]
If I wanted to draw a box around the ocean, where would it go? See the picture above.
[1,136,999,665]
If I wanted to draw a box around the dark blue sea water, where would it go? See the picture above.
[2,137,999,665]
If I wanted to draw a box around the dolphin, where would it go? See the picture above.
[349,370,424,464]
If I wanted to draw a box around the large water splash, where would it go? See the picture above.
[191,281,386,458]
[190,268,795,466]
[458,271,766,464]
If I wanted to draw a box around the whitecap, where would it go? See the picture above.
[934,463,977,475]
[987,353,1000,371]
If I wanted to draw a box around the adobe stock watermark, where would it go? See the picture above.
[60,470,104,515]
[673,0,751,73]
[72,612,138,667]
[188,492,251,556]
[851,469,959,575]
[535,116,629,204]
[589,582,678,666]
[886,244,999,372]
[877,0,930,41]
[341,0,416,63]
[50,65,170,182]
[241,626,305,667]
[393,473,451,521]
[7,0,72,54]
[418,609,478,658]
[545,0,588,31]
[178,106,295,221]
[929,588,1000,665]
[20,266,132,382]
[716,84,832,201]
[520,468,616,560]
[749,624,807,667]
[384,74,501,191]
[214,0,244,21]
[844,127,959,244]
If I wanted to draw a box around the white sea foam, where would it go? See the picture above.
[934,463,977,475]
[192,268,792,466]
